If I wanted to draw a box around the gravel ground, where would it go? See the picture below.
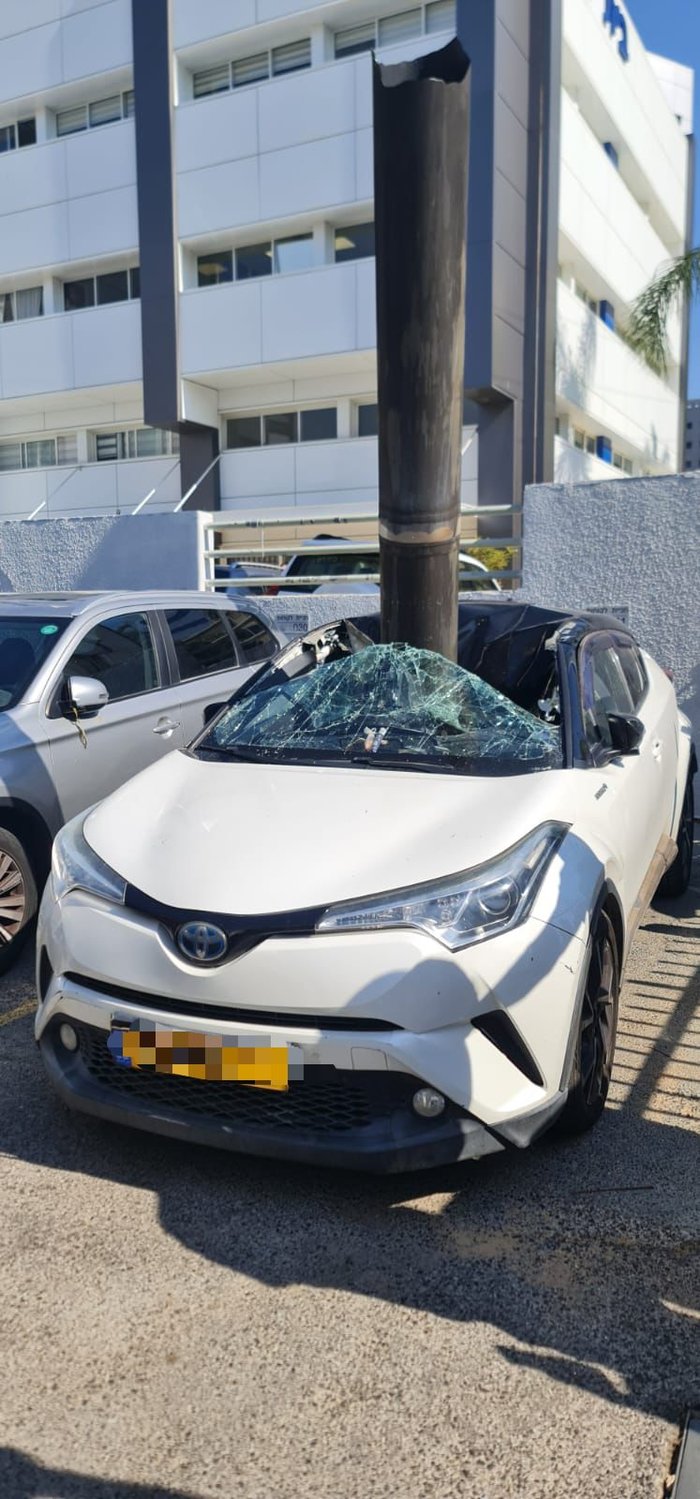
[0,849,697,1499]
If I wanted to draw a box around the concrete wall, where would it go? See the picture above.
[0,512,201,592]
[522,472,700,744]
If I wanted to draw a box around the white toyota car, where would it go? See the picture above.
[36,604,695,1173]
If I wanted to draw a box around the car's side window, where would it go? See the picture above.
[228,611,278,665]
[580,635,635,750]
[614,639,648,709]
[165,609,238,681]
[64,613,160,702]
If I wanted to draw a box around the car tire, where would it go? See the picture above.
[657,775,695,899]
[557,910,619,1135]
[0,828,37,976]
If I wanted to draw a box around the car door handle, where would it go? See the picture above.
[652,739,663,760]
[153,717,180,737]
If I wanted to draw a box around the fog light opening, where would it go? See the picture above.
[412,1087,445,1119]
[59,1022,78,1053]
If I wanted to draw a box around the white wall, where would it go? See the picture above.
[0,457,180,522]
[522,473,700,744]
[556,281,679,469]
[180,260,375,376]
[0,122,137,276]
[176,54,372,238]
[0,0,131,103]
[0,511,201,593]
[0,302,142,401]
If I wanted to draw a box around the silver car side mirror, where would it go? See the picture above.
[67,675,109,719]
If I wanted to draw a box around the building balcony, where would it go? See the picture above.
[175,53,372,238]
[0,456,180,524]
[0,0,130,96]
[179,259,376,379]
[554,435,628,485]
[0,301,142,401]
[172,0,336,53]
[556,280,679,470]
[0,121,137,277]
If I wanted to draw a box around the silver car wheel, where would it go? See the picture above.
[0,849,25,946]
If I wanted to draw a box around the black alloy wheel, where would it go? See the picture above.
[658,775,695,899]
[0,829,37,976]
[558,910,619,1134]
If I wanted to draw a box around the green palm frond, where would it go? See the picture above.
[625,248,700,376]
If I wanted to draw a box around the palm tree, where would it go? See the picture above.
[626,248,700,375]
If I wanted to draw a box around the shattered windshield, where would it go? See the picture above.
[197,643,562,775]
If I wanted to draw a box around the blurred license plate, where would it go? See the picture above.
[107,1026,290,1091]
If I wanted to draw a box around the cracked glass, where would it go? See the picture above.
[199,643,562,775]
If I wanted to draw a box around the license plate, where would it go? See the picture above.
[107,1026,292,1091]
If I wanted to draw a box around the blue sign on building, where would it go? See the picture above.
[603,0,630,62]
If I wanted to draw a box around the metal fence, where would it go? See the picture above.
[199,503,522,594]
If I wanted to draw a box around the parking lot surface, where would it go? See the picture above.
[0,851,698,1499]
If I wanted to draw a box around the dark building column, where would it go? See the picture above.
[130,0,220,509]
[522,0,562,487]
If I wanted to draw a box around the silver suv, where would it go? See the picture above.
[0,592,283,972]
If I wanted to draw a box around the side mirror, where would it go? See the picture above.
[607,712,644,756]
[203,701,225,727]
[67,675,109,719]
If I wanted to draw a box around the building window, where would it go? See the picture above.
[0,117,36,153]
[193,38,310,98]
[334,223,375,262]
[334,4,455,57]
[56,91,134,137]
[575,282,597,315]
[0,433,77,473]
[0,286,44,322]
[357,403,378,437]
[196,236,311,288]
[603,140,619,169]
[599,299,615,331]
[63,267,140,312]
[300,408,337,441]
[92,428,179,462]
[224,407,340,450]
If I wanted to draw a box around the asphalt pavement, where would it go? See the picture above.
[0,848,697,1499]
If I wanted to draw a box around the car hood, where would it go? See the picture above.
[83,751,579,916]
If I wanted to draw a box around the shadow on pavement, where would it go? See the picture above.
[1,857,698,1442]
[0,1451,201,1499]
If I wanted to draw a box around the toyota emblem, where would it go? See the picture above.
[176,921,228,963]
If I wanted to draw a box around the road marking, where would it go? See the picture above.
[0,998,36,1028]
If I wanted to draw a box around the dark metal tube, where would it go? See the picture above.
[373,38,470,661]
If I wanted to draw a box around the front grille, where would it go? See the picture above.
[64,974,399,1032]
[70,1021,420,1134]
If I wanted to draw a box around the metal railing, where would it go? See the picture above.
[199,503,522,593]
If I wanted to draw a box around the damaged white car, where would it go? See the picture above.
[36,603,695,1172]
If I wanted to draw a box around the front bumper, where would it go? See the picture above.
[36,884,586,1172]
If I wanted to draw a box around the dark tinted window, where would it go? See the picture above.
[264,411,297,445]
[66,613,159,700]
[290,550,378,580]
[229,612,278,665]
[129,266,140,299]
[334,222,375,262]
[614,640,647,708]
[197,251,233,287]
[0,617,69,711]
[96,270,129,305]
[226,416,261,449]
[17,117,36,147]
[64,278,95,311]
[166,609,237,680]
[358,403,378,437]
[236,242,272,280]
[300,408,337,441]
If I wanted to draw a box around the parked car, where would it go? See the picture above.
[0,592,283,972]
[37,603,694,1172]
[277,536,501,593]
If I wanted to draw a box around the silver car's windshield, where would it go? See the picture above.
[198,643,562,775]
[0,617,70,710]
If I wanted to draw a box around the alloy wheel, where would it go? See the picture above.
[579,927,616,1109]
[0,849,26,948]
[676,779,695,887]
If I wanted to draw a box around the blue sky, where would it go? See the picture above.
[627,0,700,394]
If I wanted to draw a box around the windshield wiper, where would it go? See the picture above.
[196,744,269,763]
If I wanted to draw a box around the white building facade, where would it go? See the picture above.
[0,0,693,523]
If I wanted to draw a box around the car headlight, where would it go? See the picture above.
[52,811,126,906]
[316,822,568,951]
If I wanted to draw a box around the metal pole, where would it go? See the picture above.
[373,38,470,661]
